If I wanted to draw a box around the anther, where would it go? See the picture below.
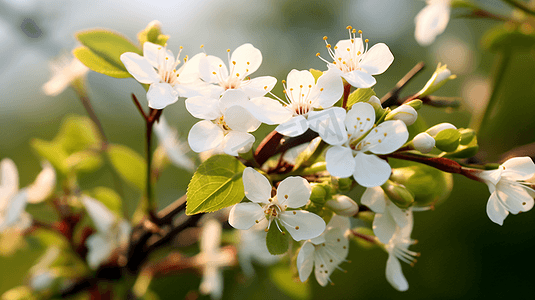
[227,49,231,52]
[200,44,204,48]
[358,30,362,34]
[295,226,299,230]
[346,25,352,30]
[316,53,321,56]
[323,36,328,40]
[365,39,369,43]
[232,61,236,65]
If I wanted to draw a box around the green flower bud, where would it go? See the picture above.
[309,183,328,205]
[417,63,457,97]
[433,128,461,152]
[356,211,375,223]
[137,20,169,46]
[426,122,457,137]
[325,195,359,216]
[334,177,352,192]
[381,180,415,209]
[390,165,453,208]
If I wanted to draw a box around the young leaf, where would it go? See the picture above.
[107,144,146,191]
[266,223,289,255]
[346,88,376,109]
[186,155,246,215]
[90,187,123,217]
[434,128,461,152]
[73,47,132,78]
[31,139,69,174]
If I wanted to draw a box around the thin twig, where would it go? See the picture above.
[381,62,425,107]
[503,0,535,17]
[132,94,148,121]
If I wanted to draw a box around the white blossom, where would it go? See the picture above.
[319,27,394,88]
[42,54,89,96]
[153,116,195,171]
[228,167,325,241]
[384,218,419,291]
[325,102,408,187]
[296,215,350,286]
[414,0,452,46]
[477,157,535,225]
[238,220,281,276]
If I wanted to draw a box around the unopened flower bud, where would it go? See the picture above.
[381,180,414,209]
[309,183,328,205]
[405,99,423,111]
[418,63,457,97]
[138,20,169,46]
[385,104,418,126]
[325,195,359,216]
[335,177,353,192]
[426,122,457,136]
[412,132,435,153]
[366,95,385,120]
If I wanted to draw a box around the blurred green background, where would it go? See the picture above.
[1,0,535,299]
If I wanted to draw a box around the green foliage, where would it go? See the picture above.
[381,180,415,209]
[269,264,310,300]
[266,223,289,255]
[186,155,246,215]
[481,23,535,52]
[74,29,141,78]
[137,21,169,46]
[107,144,146,191]
[31,115,102,174]
[443,128,479,158]
[89,187,123,217]
[346,88,376,109]
[434,128,461,152]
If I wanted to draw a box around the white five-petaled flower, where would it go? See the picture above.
[42,54,89,96]
[477,157,535,226]
[361,186,413,245]
[325,102,409,187]
[81,196,131,269]
[319,26,394,88]
[296,215,350,286]
[198,43,277,98]
[384,215,419,292]
[243,69,346,143]
[120,42,206,109]
[153,116,195,171]
[196,219,236,300]
[186,90,260,156]
[414,0,452,46]
[0,159,56,232]
[228,167,326,241]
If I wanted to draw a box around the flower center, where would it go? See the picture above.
[215,116,231,132]
[318,26,370,74]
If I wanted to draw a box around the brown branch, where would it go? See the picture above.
[381,62,425,107]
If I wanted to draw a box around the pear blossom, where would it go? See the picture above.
[120,42,206,109]
[361,186,413,244]
[0,159,56,232]
[238,219,281,276]
[384,217,419,292]
[414,0,452,46]
[81,196,131,269]
[186,90,260,156]
[319,27,394,88]
[228,167,325,241]
[325,102,409,187]
[198,43,277,98]
[42,54,89,96]
[296,215,350,286]
[196,219,235,300]
[477,157,535,225]
[153,116,195,171]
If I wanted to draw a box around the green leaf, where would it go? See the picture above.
[65,150,102,173]
[434,129,461,152]
[266,223,289,255]
[107,144,146,191]
[346,88,376,109]
[309,69,323,81]
[73,47,132,78]
[76,29,141,67]
[481,23,535,52]
[186,155,246,215]
[89,187,123,216]
[56,115,100,153]
[137,21,169,46]
[30,139,69,174]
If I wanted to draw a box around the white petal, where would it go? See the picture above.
[199,55,228,83]
[495,181,533,214]
[363,120,408,155]
[231,43,262,76]
[353,153,391,187]
[224,106,261,133]
[249,97,293,125]
[201,219,222,255]
[143,42,169,68]
[373,212,396,244]
[501,157,535,181]
[219,89,250,111]
[228,203,265,230]
[221,131,255,156]
[326,214,351,232]
[26,161,56,204]
[308,107,348,145]
[296,242,315,283]
[345,102,375,138]
[185,96,221,120]
[86,234,112,269]
[386,254,409,291]
[120,52,159,84]
[361,186,386,213]
[81,195,115,233]
[3,190,28,228]
[242,76,277,98]
[275,115,309,137]
[178,52,204,80]
[342,70,376,88]
[414,3,451,46]
[277,176,311,208]
[243,167,272,203]
[486,192,508,226]
[200,266,223,299]
[311,70,344,108]
[154,116,194,171]
[426,122,456,136]
[334,39,363,62]
[0,158,19,208]
[287,70,315,92]
[188,121,224,153]
[325,146,355,178]
[279,210,325,241]
[388,203,411,229]
[147,83,179,109]
[359,43,394,75]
